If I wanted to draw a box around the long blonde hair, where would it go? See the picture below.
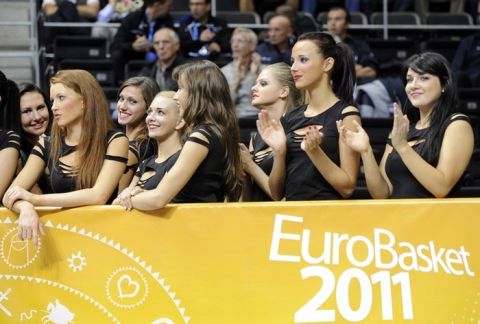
[50,69,114,189]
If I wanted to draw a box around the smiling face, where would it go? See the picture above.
[251,69,285,109]
[405,68,443,110]
[20,91,50,137]
[50,83,84,128]
[291,40,331,91]
[117,86,147,127]
[146,95,183,141]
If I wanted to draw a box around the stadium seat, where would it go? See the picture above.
[370,12,421,40]
[370,12,421,25]
[423,39,460,62]
[217,11,260,24]
[425,12,474,25]
[124,60,148,80]
[58,59,115,86]
[53,36,107,61]
[366,38,419,74]
[458,88,480,116]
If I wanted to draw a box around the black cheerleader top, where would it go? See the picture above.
[282,101,360,200]
[134,150,181,190]
[31,131,128,194]
[0,129,21,152]
[250,133,273,201]
[173,124,227,203]
[385,114,470,198]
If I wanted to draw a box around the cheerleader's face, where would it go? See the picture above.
[405,68,442,110]
[20,91,49,137]
[117,86,147,127]
[146,96,183,141]
[251,69,284,109]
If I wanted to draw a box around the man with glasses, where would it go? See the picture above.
[177,0,230,60]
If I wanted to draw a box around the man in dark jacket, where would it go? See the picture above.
[177,0,230,60]
[139,27,186,91]
[110,0,174,84]
[452,32,480,88]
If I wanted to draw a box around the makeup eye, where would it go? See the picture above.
[300,57,309,63]
[260,81,267,86]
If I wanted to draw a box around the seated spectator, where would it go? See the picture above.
[177,0,230,61]
[452,32,480,88]
[110,0,174,84]
[92,0,144,39]
[327,6,406,118]
[256,14,295,65]
[42,0,100,45]
[221,28,264,119]
[327,6,377,83]
[239,0,299,19]
[139,27,187,91]
[275,4,319,37]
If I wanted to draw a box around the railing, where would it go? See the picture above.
[0,0,40,84]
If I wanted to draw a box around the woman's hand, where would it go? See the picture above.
[239,143,254,174]
[112,187,134,210]
[337,119,371,154]
[301,126,323,153]
[17,203,45,247]
[391,103,409,151]
[113,186,144,211]
[256,110,286,154]
[4,186,34,209]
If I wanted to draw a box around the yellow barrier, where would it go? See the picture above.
[0,199,479,323]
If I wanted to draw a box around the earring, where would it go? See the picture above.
[441,89,445,93]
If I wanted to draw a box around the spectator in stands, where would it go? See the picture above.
[327,6,407,118]
[256,14,295,65]
[240,62,303,201]
[113,60,242,210]
[2,70,129,245]
[257,32,360,201]
[18,83,52,164]
[275,4,319,36]
[338,52,474,198]
[222,28,264,119]
[116,77,159,191]
[113,91,184,207]
[42,0,100,46]
[0,71,21,134]
[110,0,174,84]
[92,0,144,39]
[0,129,20,203]
[240,0,299,20]
[327,6,377,83]
[177,0,230,61]
[139,27,186,91]
[452,32,480,88]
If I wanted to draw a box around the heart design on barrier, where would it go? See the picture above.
[117,274,140,298]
